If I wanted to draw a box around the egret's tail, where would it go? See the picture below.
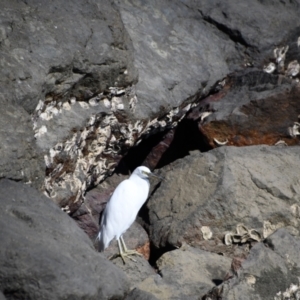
[96,231,106,252]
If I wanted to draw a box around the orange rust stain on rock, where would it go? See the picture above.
[200,122,299,148]
[136,241,150,260]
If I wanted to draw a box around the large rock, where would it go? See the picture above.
[0,179,129,300]
[110,255,157,291]
[204,228,300,300]
[0,0,137,113]
[148,145,300,258]
[136,244,231,299]
[114,0,300,119]
[115,0,238,119]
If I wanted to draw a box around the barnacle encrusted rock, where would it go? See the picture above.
[34,86,193,212]
[224,224,261,246]
[274,283,300,300]
[204,229,300,300]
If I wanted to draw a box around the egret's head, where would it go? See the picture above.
[132,166,163,180]
[133,166,152,179]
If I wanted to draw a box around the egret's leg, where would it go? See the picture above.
[110,237,142,264]
[120,236,142,257]
[117,238,126,264]
[116,237,140,263]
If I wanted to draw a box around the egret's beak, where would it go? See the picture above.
[149,172,164,180]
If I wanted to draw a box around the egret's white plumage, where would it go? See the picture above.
[97,166,157,262]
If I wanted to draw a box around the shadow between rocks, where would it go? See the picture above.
[156,118,212,169]
[116,117,212,175]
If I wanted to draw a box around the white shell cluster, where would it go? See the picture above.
[274,139,287,146]
[286,60,300,77]
[264,38,300,79]
[274,46,289,65]
[201,226,213,240]
[213,138,228,146]
[291,203,300,218]
[274,283,300,300]
[34,86,192,211]
[263,220,284,239]
[263,62,276,74]
[288,122,300,137]
[224,224,261,246]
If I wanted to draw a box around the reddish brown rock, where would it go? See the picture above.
[143,129,176,170]
[188,70,300,148]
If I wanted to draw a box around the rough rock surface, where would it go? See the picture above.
[136,244,231,300]
[114,0,300,119]
[205,228,300,300]
[124,288,159,300]
[148,145,300,257]
[0,100,44,189]
[0,179,129,300]
[0,292,6,300]
[0,0,137,113]
[111,255,156,290]
[1,0,298,214]
[114,0,238,119]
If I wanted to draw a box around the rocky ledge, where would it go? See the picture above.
[1,0,300,299]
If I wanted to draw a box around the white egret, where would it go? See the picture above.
[97,166,161,263]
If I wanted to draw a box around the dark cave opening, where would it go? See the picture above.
[156,118,212,169]
[115,117,212,175]
[114,130,167,175]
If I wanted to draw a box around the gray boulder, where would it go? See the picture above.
[136,244,231,299]
[114,0,300,118]
[148,145,300,259]
[0,179,129,300]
